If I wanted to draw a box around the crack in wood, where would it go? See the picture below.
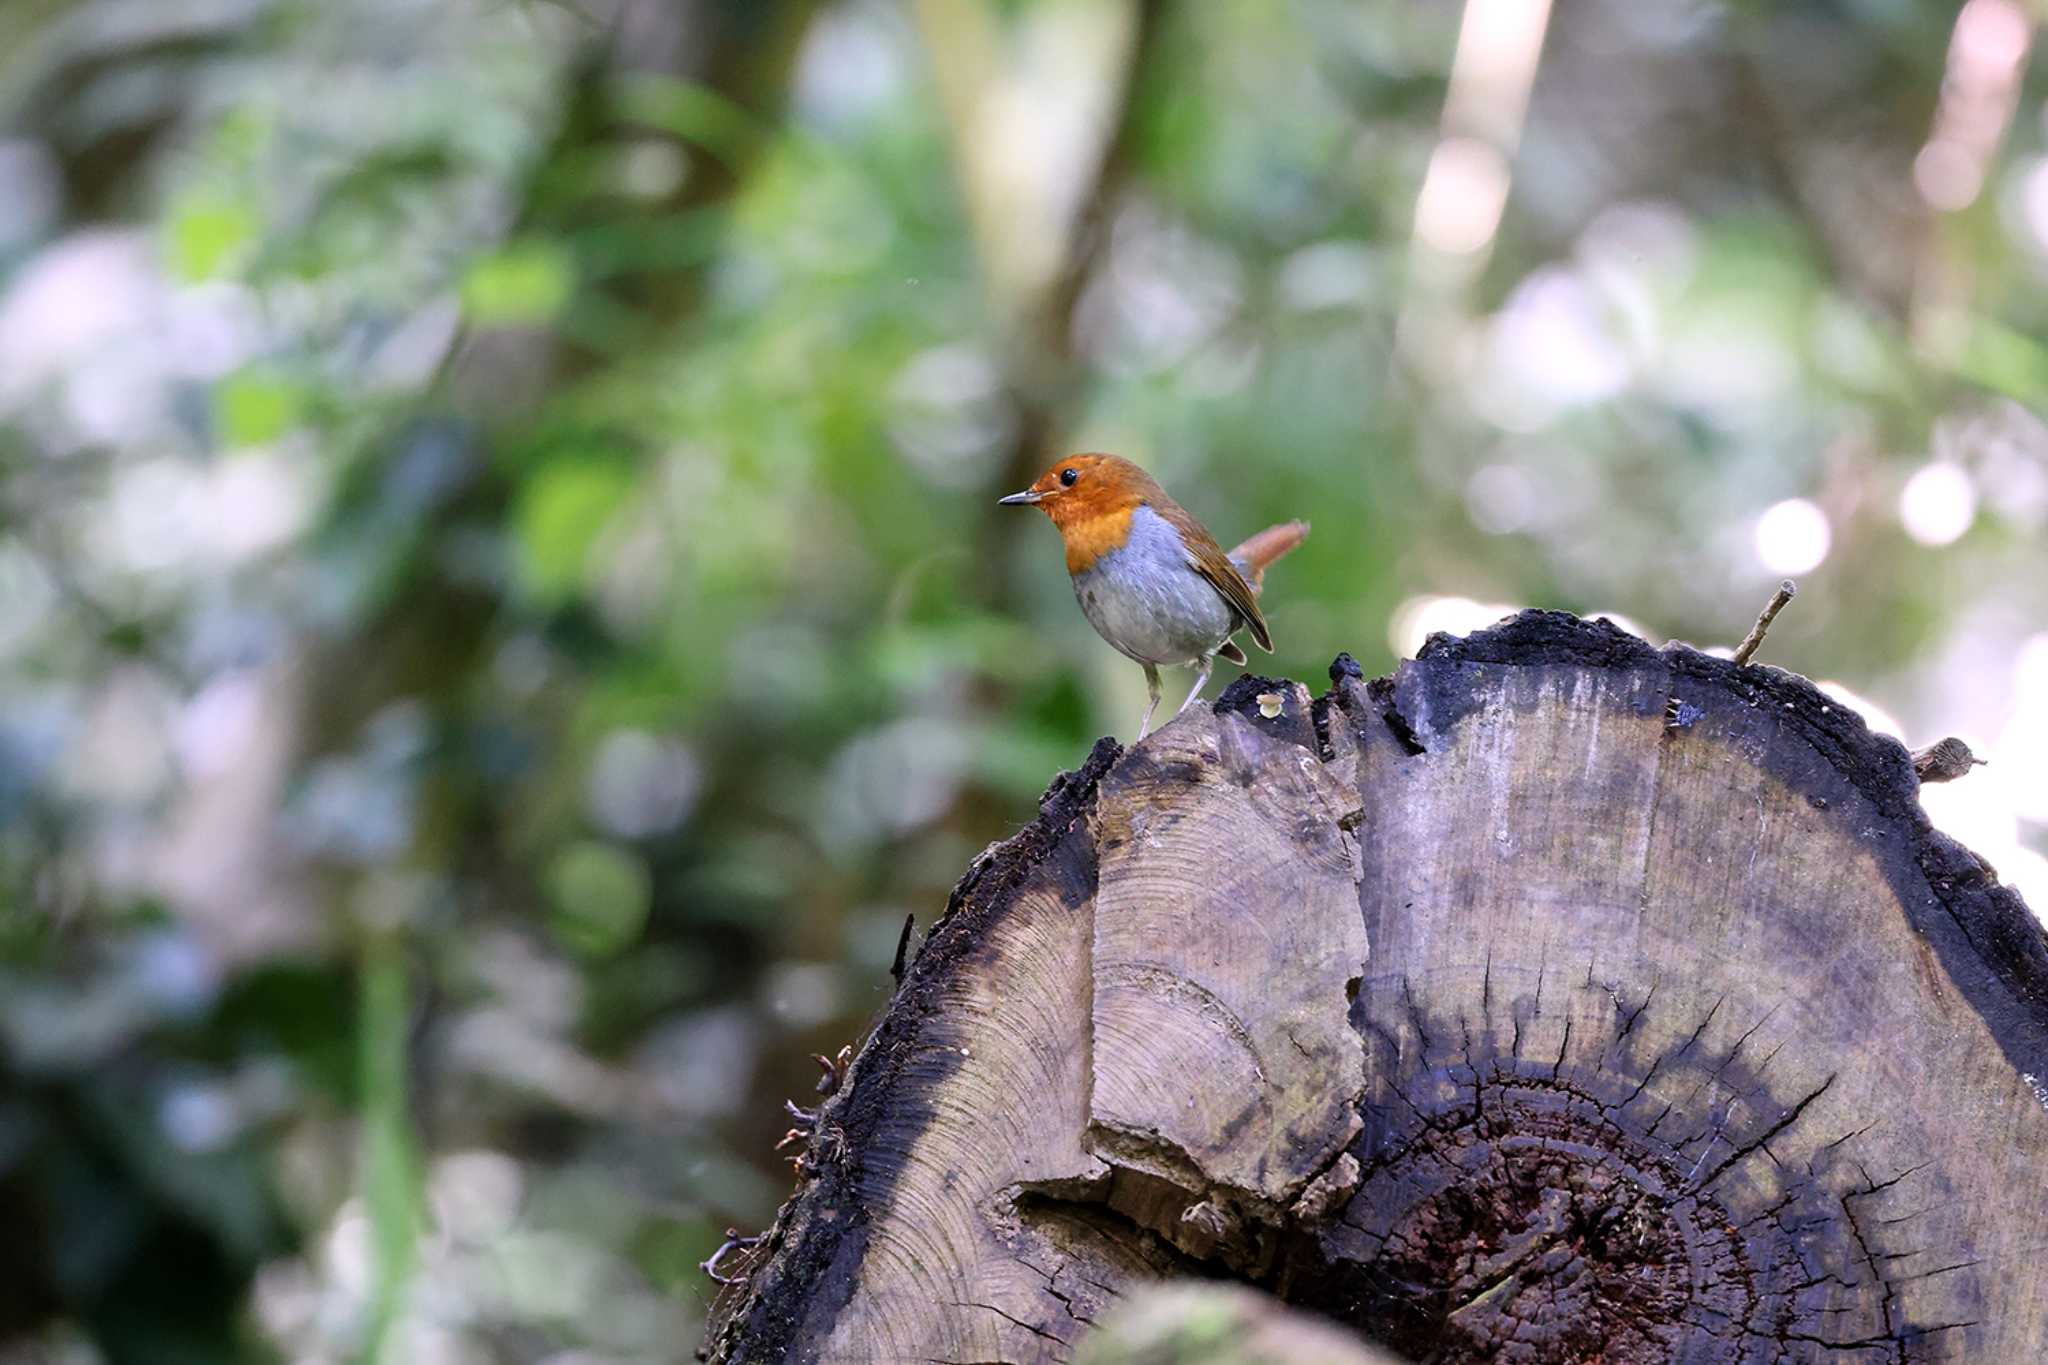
[1400,975,1435,1057]
[1548,1014,1572,1082]
[950,1301,1064,1345]
[1695,1074,1836,1192]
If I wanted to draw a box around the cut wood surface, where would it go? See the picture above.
[705,612,2048,1364]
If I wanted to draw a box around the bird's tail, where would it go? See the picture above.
[1228,520,1310,594]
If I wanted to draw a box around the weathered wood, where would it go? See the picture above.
[705,612,2048,1364]
[1089,680,1366,1238]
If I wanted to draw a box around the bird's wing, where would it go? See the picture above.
[1154,499,1273,652]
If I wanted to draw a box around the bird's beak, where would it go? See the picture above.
[998,489,1044,506]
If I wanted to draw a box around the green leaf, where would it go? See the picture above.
[1956,317,2048,406]
[612,74,757,163]
[513,457,637,600]
[460,241,575,324]
[359,936,421,1365]
[166,196,258,282]
[213,372,304,447]
[544,841,652,959]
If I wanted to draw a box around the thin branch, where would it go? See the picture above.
[1911,737,1985,785]
[889,911,916,988]
[1732,580,1797,667]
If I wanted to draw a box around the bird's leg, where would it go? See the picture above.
[1137,662,1163,739]
[1174,653,1215,717]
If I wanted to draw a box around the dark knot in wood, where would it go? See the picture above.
[1298,1072,1756,1362]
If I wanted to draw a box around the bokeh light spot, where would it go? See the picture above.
[1752,499,1831,575]
[1899,463,1978,546]
[1389,594,1523,659]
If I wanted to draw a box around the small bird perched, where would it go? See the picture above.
[1000,453,1308,739]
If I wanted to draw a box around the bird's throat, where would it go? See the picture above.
[1055,504,1137,576]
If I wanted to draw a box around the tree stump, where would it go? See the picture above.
[705,613,2048,1364]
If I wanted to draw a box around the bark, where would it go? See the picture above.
[705,612,2048,1365]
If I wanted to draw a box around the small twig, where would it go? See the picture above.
[889,912,916,989]
[1912,737,1986,785]
[813,1044,853,1097]
[1732,580,1798,667]
[700,1227,765,1285]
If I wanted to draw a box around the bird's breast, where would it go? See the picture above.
[1070,506,1237,665]
[1057,505,1136,576]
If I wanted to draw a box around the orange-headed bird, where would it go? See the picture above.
[1001,454,1308,738]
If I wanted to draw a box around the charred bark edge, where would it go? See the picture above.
[709,737,1121,1363]
[1412,610,2048,1083]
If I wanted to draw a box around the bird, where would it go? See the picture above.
[999,453,1308,739]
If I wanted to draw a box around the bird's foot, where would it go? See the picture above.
[1173,657,1216,717]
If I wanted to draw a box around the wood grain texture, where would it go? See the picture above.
[1089,687,1366,1217]
[705,613,2048,1365]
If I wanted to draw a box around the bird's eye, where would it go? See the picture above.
[1059,467,1079,487]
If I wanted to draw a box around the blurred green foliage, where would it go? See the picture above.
[1,1,2045,1361]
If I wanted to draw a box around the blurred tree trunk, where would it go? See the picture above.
[705,612,2048,1364]
[446,0,821,398]
[911,0,1171,607]
[296,0,821,813]
[280,5,822,1340]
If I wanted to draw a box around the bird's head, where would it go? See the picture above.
[998,453,1161,540]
